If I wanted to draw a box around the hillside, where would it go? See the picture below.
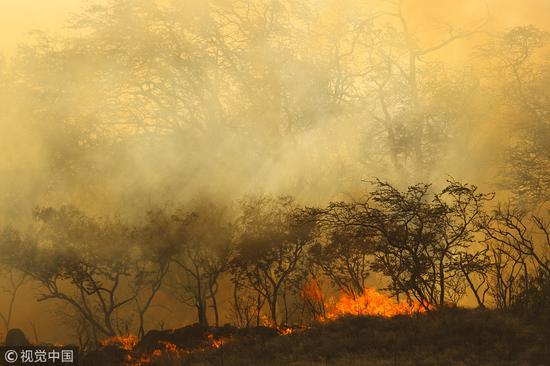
[85,308,550,366]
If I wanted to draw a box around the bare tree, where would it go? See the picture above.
[314,179,492,308]
[231,196,315,326]
[307,222,373,299]
[430,179,494,305]
[480,203,550,308]
[0,266,27,334]
[132,210,177,337]
[479,26,550,205]
[230,272,265,328]
[165,202,233,327]
[2,207,170,340]
[314,0,489,181]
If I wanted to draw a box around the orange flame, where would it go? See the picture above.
[97,286,427,366]
[277,326,295,335]
[325,288,429,319]
[301,279,325,304]
[100,334,139,351]
[207,333,225,349]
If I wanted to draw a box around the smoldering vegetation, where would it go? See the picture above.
[0,0,549,364]
[1,180,550,364]
[178,309,550,366]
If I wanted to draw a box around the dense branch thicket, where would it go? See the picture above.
[1,179,549,348]
[1,1,548,224]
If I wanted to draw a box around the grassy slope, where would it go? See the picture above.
[176,308,550,366]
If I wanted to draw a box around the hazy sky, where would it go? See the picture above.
[0,0,84,58]
[1,0,549,59]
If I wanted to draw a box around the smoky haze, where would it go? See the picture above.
[0,0,549,344]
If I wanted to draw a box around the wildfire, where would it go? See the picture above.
[301,279,429,320]
[95,285,427,366]
[277,326,295,335]
[325,288,428,319]
[101,334,140,351]
[207,333,225,349]
[99,335,185,366]
[158,340,178,352]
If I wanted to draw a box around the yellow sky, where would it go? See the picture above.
[0,0,84,58]
[0,0,548,60]
[408,0,550,29]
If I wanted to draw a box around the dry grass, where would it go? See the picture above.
[175,308,549,366]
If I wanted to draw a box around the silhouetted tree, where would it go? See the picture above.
[231,196,315,325]
[480,203,550,309]
[480,26,550,205]
[166,202,233,327]
[308,224,373,299]
[0,265,27,334]
[315,179,492,308]
[1,207,173,341]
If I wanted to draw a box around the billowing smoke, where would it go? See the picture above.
[0,0,549,344]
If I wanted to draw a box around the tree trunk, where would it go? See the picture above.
[138,311,145,338]
[461,266,486,309]
[270,293,278,326]
[283,288,289,326]
[439,257,445,306]
[232,283,242,327]
[255,294,262,327]
[197,300,208,327]
[210,288,220,327]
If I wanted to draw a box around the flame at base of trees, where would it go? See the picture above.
[100,334,220,366]
[302,280,429,320]
[95,284,427,365]
[101,335,140,351]
[325,288,429,319]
